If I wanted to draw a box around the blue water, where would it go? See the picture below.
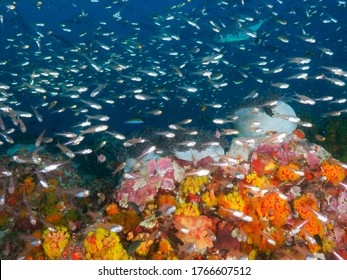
[0,0,346,152]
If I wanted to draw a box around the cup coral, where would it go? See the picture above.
[175,202,200,217]
[245,171,270,189]
[201,190,218,207]
[260,192,291,227]
[217,190,245,217]
[179,175,209,197]
[276,163,301,182]
[42,226,70,260]
[321,161,346,186]
[83,228,128,260]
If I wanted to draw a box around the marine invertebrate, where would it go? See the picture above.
[233,101,298,138]
[110,210,140,233]
[201,190,218,207]
[217,190,245,216]
[83,228,128,260]
[173,214,214,253]
[156,238,174,257]
[175,202,200,217]
[245,171,270,189]
[179,175,209,197]
[293,194,325,251]
[336,190,347,224]
[294,193,320,220]
[42,226,70,260]
[45,209,63,225]
[261,192,291,227]
[276,163,301,182]
[132,233,154,257]
[240,218,286,254]
[156,194,177,207]
[321,161,346,186]
[105,203,119,216]
[116,157,181,208]
[18,176,36,194]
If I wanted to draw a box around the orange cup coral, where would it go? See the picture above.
[276,163,301,182]
[321,161,346,186]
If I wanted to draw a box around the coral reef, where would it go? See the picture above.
[1,132,347,260]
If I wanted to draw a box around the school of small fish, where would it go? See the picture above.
[0,0,346,155]
[0,0,347,260]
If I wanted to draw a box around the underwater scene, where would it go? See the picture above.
[0,0,347,260]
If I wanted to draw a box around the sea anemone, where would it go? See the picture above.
[83,228,128,260]
[261,192,291,227]
[293,194,325,251]
[42,226,70,260]
[152,238,175,259]
[293,193,320,220]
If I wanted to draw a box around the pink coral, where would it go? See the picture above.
[255,142,296,165]
[337,191,347,224]
[116,157,179,209]
[306,153,321,169]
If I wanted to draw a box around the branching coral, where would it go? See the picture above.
[84,228,128,260]
[116,157,181,208]
[42,226,70,260]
